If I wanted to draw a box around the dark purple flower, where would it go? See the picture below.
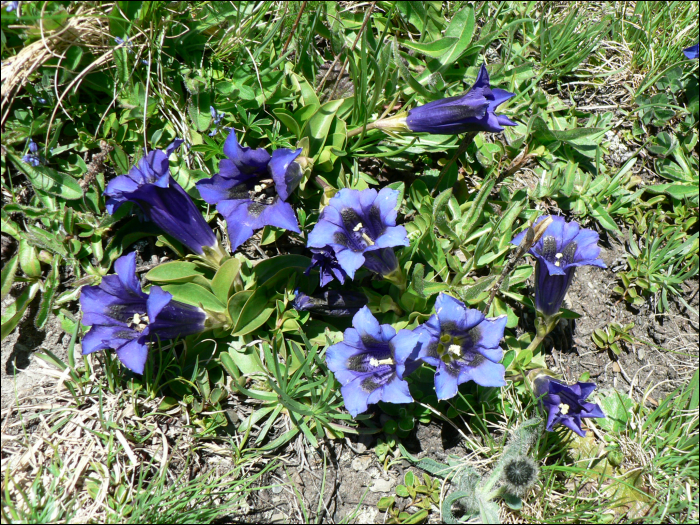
[415,293,507,400]
[306,246,348,287]
[307,188,409,279]
[104,140,224,261]
[195,129,302,251]
[533,375,605,437]
[326,307,422,416]
[79,252,207,374]
[684,43,699,59]
[362,247,399,277]
[22,139,41,166]
[511,216,606,317]
[292,289,367,317]
[405,64,517,135]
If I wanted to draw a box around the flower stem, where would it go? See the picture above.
[525,313,560,354]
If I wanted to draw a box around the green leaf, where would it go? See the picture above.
[227,289,254,326]
[400,37,457,58]
[1,254,19,301]
[160,283,226,313]
[6,151,83,200]
[18,239,42,279]
[35,257,60,330]
[1,283,40,340]
[644,183,699,200]
[587,201,621,233]
[273,108,301,139]
[439,5,475,67]
[252,255,311,285]
[145,261,210,283]
[597,389,634,433]
[211,258,242,305]
[232,286,280,336]
[303,98,345,159]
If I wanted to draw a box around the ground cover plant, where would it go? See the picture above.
[1,1,698,523]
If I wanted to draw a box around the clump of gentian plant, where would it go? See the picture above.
[348,64,517,137]
[325,306,422,417]
[196,128,304,251]
[307,187,409,284]
[531,372,605,437]
[511,215,606,349]
[80,252,225,374]
[104,139,228,267]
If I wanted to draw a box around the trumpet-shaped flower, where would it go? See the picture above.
[104,140,224,261]
[405,64,517,135]
[292,289,367,317]
[414,293,507,400]
[80,252,207,374]
[305,246,348,287]
[196,129,302,251]
[533,375,605,437]
[307,188,409,279]
[511,216,606,317]
[684,43,699,59]
[326,307,422,416]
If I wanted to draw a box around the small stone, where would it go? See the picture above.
[612,362,621,373]
[352,455,373,471]
[369,477,395,493]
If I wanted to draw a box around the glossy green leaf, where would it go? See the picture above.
[160,283,226,313]
[145,261,210,283]
[1,283,40,340]
[1,254,19,301]
[6,151,83,200]
[228,289,254,326]
[303,98,345,159]
[211,258,242,304]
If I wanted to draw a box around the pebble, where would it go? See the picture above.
[351,455,373,471]
[369,477,395,493]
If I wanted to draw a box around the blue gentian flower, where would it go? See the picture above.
[6,1,18,12]
[292,289,367,317]
[196,129,302,251]
[684,43,699,59]
[511,216,606,317]
[533,375,605,437]
[415,293,507,400]
[405,64,517,135]
[306,246,348,287]
[326,306,422,417]
[208,106,226,136]
[104,140,225,263]
[21,139,41,167]
[80,252,207,374]
[115,36,134,53]
[307,188,409,279]
[362,247,400,277]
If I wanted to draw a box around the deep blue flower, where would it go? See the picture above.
[511,216,606,317]
[405,64,517,135]
[196,129,302,251]
[292,289,367,317]
[209,106,226,136]
[307,188,409,279]
[326,307,422,417]
[533,375,605,437]
[306,246,348,287]
[684,43,699,59]
[362,247,400,277]
[80,252,207,374]
[414,293,507,400]
[104,140,224,261]
[21,139,41,166]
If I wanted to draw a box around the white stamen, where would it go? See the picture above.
[559,403,570,415]
[254,185,263,193]
[361,233,375,246]
[369,357,395,367]
[132,313,141,325]
[448,344,462,357]
[353,222,364,232]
